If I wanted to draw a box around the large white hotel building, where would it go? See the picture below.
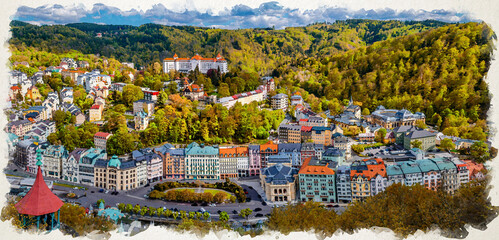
[163,53,228,74]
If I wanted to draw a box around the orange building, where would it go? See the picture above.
[260,141,278,168]
[350,158,387,201]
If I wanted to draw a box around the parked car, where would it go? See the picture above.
[261,201,267,206]
[191,203,198,206]
[254,208,262,212]
[91,191,95,193]
[99,189,105,193]
[255,213,263,217]
[232,210,238,214]
[217,210,222,214]
[199,208,206,213]
[201,202,208,207]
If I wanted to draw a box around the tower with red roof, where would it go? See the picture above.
[15,149,64,230]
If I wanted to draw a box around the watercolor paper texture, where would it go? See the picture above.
[1,1,499,240]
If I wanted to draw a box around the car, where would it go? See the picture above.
[73,187,79,190]
[91,191,95,193]
[199,208,206,212]
[248,186,254,189]
[143,195,149,198]
[254,208,262,212]
[99,189,105,193]
[201,202,208,207]
[173,208,179,212]
[13,169,17,172]
[255,213,263,217]
[210,203,217,207]
[105,190,109,194]
[191,203,198,206]
[244,190,249,194]
[261,201,267,206]
[217,210,222,214]
[246,198,251,202]
[333,204,339,208]
[232,210,238,214]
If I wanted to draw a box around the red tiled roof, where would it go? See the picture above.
[351,158,387,179]
[299,157,335,175]
[94,132,112,138]
[90,104,101,109]
[301,126,313,132]
[11,86,20,90]
[299,119,308,122]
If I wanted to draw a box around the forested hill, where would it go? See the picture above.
[9,19,448,72]
[8,20,496,141]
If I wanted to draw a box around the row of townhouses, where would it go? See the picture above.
[259,156,485,203]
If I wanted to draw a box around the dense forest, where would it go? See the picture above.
[9,19,448,72]
[9,19,495,144]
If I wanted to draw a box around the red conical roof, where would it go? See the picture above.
[15,166,64,216]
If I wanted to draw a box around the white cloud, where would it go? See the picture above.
[12,2,477,28]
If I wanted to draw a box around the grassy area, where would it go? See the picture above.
[166,188,232,198]
[203,189,231,198]
[166,188,195,193]
[54,182,87,190]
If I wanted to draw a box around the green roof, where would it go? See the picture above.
[415,159,439,172]
[108,155,121,168]
[185,142,218,155]
[430,158,456,171]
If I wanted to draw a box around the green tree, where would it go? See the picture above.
[439,138,456,151]
[470,141,490,163]
[140,206,148,216]
[239,208,253,219]
[219,211,229,222]
[362,108,370,115]
[96,199,105,206]
[375,128,387,143]
[411,140,423,149]
[202,211,210,221]
[122,84,144,107]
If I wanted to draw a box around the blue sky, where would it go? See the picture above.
[12,2,477,29]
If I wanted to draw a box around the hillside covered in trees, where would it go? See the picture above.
[10,19,449,72]
[8,20,495,143]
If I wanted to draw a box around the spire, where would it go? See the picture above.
[349,95,353,106]
[173,53,178,59]
[36,148,43,166]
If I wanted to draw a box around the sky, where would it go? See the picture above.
[11,1,478,29]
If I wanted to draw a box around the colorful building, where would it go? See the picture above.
[336,165,352,203]
[94,155,137,191]
[94,132,112,150]
[248,145,261,176]
[298,157,336,203]
[261,163,299,202]
[260,141,278,169]
[311,126,332,146]
[184,142,220,180]
[219,147,240,179]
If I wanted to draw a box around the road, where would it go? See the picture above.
[4,161,345,221]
